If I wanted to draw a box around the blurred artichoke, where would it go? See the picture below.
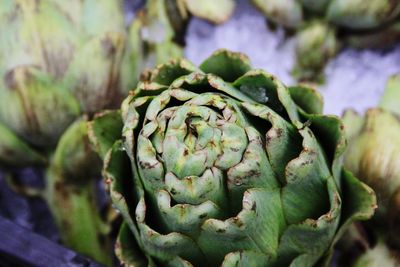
[0,0,139,154]
[337,222,400,267]
[343,74,400,248]
[89,50,376,266]
[129,0,236,71]
[0,0,141,264]
[352,240,400,267]
[292,21,338,83]
[338,223,400,267]
[251,0,400,82]
[170,0,236,25]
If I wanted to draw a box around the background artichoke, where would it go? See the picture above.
[343,74,400,251]
[89,50,376,266]
[129,0,236,71]
[352,240,400,267]
[0,0,140,264]
[250,0,400,82]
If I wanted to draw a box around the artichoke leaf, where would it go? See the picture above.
[281,126,332,224]
[276,178,341,266]
[233,69,290,115]
[116,222,150,267]
[200,49,252,83]
[87,110,123,160]
[0,122,46,167]
[288,85,323,115]
[221,250,269,267]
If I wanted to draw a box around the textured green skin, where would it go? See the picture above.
[89,50,376,266]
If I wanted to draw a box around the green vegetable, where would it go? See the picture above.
[352,240,400,267]
[89,49,376,266]
[0,0,140,265]
[343,74,400,248]
[293,21,338,83]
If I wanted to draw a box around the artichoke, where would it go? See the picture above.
[251,0,400,82]
[292,21,338,83]
[169,0,236,25]
[130,0,236,71]
[336,222,400,267]
[338,223,400,267]
[352,240,400,267]
[343,74,400,248]
[89,50,376,266]
[0,0,136,157]
[0,0,139,264]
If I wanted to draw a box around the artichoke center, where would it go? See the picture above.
[162,103,248,179]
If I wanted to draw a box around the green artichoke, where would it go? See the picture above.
[171,0,236,25]
[251,0,400,82]
[0,0,134,148]
[343,74,400,248]
[336,221,400,267]
[0,0,139,264]
[292,21,338,83]
[89,50,376,266]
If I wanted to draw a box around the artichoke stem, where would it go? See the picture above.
[45,167,112,266]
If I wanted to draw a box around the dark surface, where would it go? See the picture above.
[0,169,113,267]
[0,215,103,267]
[0,169,59,242]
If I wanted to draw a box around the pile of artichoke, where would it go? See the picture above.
[3,0,400,266]
[89,50,376,266]
[251,0,400,81]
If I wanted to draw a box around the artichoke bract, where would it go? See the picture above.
[251,0,400,82]
[89,50,376,266]
[0,0,139,265]
[343,75,400,247]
